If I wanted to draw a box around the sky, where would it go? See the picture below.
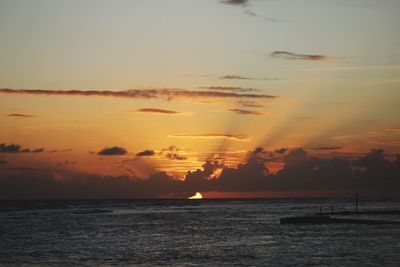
[1,0,400,198]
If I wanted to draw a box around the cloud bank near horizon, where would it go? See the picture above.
[1,148,399,198]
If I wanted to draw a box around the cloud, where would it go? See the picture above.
[56,160,77,167]
[369,140,400,146]
[0,144,20,153]
[135,108,180,115]
[228,109,263,115]
[200,86,260,92]
[275,148,288,154]
[309,145,343,151]
[6,113,35,118]
[1,148,399,198]
[169,134,250,141]
[385,128,400,133]
[136,150,155,157]
[244,9,280,22]
[220,0,248,6]
[236,101,267,108]
[271,51,328,61]
[0,143,44,153]
[98,146,127,156]
[161,146,188,161]
[0,88,277,100]
[220,0,281,22]
[219,75,254,80]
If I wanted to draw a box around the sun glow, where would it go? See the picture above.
[188,192,203,199]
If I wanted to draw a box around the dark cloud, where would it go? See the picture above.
[228,108,263,115]
[49,149,72,153]
[200,86,260,92]
[220,1,281,22]
[166,154,187,161]
[353,149,385,167]
[136,150,155,157]
[0,88,277,100]
[275,148,288,154]
[169,134,249,141]
[0,144,20,153]
[30,148,44,153]
[271,51,328,61]
[135,108,180,115]
[56,160,77,167]
[0,143,44,153]
[98,146,127,156]
[161,146,188,161]
[1,148,399,198]
[219,75,254,80]
[6,113,35,118]
[220,0,248,6]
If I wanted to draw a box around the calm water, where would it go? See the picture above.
[1,198,400,266]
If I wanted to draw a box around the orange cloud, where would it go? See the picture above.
[135,108,180,115]
[169,134,249,141]
[228,109,263,115]
[271,51,328,61]
[6,113,35,118]
[0,88,277,100]
[199,86,260,92]
[385,128,400,133]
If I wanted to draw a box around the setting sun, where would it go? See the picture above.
[188,192,203,200]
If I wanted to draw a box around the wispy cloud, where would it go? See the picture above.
[271,51,328,61]
[228,108,263,115]
[6,113,36,118]
[135,108,180,115]
[219,75,254,80]
[309,145,343,151]
[200,86,260,93]
[244,9,280,22]
[220,0,281,22]
[237,100,267,108]
[369,140,400,146]
[169,134,249,141]
[385,128,400,133]
[0,88,277,100]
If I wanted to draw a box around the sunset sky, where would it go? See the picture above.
[1,0,400,198]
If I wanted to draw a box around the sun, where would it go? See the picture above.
[188,192,203,199]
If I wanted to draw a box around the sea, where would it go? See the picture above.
[1,198,400,266]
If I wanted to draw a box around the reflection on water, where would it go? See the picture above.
[1,198,400,266]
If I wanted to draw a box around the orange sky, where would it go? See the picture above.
[1,0,400,198]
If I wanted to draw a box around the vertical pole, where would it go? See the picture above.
[320,206,322,215]
[356,193,358,213]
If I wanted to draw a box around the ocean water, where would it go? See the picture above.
[1,198,400,266]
